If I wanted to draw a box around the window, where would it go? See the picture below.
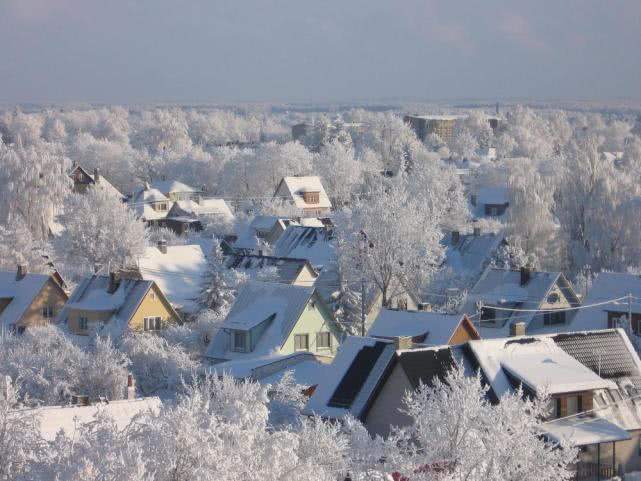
[490,207,498,217]
[547,292,560,304]
[480,307,496,324]
[42,305,54,319]
[316,332,331,349]
[608,311,641,335]
[567,396,579,416]
[79,317,88,331]
[544,311,566,325]
[232,330,247,352]
[144,316,162,331]
[303,191,320,204]
[294,334,309,351]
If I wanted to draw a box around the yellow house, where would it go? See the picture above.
[57,273,181,336]
[0,266,68,332]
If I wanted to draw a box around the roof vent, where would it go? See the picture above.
[16,264,27,281]
[520,266,531,286]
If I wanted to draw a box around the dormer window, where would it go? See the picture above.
[302,191,320,204]
[232,330,248,352]
[155,202,168,212]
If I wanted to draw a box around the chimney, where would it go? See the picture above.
[510,322,526,337]
[473,226,481,237]
[161,174,167,181]
[71,394,90,406]
[394,336,413,350]
[157,239,168,254]
[93,167,100,184]
[417,302,432,312]
[16,264,27,281]
[108,271,120,294]
[451,230,460,245]
[520,265,531,286]
[258,249,263,256]
[126,373,136,400]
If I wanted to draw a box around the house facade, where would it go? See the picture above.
[58,273,180,336]
[273,176,332,217]
[0,267,68,332]
[204,281,341,363]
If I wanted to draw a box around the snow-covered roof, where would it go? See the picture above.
[233,216,297,251]
[69,165,125,200]
[273,226,336,270]
[169,199,234,220]
[406,114,464,121]
[368,309,476,346]
[226,254,317,285]
[303,336,396,419]
[151,179,200,195]
[477,185,509,205]
[467,335,617,399]
[130,187,171,221]
[572,272,641,331]
[0,271,55,327]
[204,281,316,360]
[137,244,208,313]
[544,415,631,446]
[276,176,332,210]
[18,397,161,441]
[205,352,331,387]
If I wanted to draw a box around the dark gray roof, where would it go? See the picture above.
[225,254,316,284]
[553,330,640,379]
[398,347,455,388]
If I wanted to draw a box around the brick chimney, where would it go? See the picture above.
[394,336,413,350]
[126,373,136,400]
[157,240,168,254]
[108,271,120,294]
[520,265,531,286]
[16,264,27,281]
[93,167,100,184]
[510,322,527,337]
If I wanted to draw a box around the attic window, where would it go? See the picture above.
[547,292,560,304]
[302,191,320,204]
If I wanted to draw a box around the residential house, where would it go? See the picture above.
[368,309,480,346]
[305,328,641,479]
[232,215,298,253]
[273,176,332,217]
[57,272,181,337]
[404,115,461,143]
[166,198,234,227]
[0,266,68,333]
[571,272,641,337]
[150,179,203,202]
[135,241,209,315]
[225,254,318,287]
[69,164,125,201]
[130,184,172,223]
[204,280,341,365]
[460,267,581,338]
[471,185,510,217]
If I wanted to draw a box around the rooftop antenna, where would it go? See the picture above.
[496,102,499,116]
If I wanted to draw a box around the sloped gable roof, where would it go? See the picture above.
[226,254,317,285]
[276,176,332,210]
[151,180,200,195]
[0,272,55,327]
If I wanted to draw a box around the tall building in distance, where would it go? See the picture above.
[403,115,460,143]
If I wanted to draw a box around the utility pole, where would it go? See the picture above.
[629,293,634,335]
[359,231,367,337]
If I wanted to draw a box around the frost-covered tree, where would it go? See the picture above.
[450,127,479,160]
[58,186,147,273]
[0,380,46,481]
[336,180,445,306]
[0,327,128,405]
[0,142,72,241]
[389,366,577,481]
[316,140,364,206]
[0,215,51,273]
[200,239,245,312]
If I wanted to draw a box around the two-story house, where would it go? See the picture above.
[69,164,125,201]
[150,179,203,202]
[57,272,180,337]
[273,176,332,217]
[0,266,68,333]
[460,267,581,338]
[129,184,172,224]
[305,328,641,479]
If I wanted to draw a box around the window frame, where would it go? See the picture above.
[143,316,162,332]
[294,334,309,351]
[79,316,89,331]
[231,330,247,352]
[42,305,54,319]
[316,332,331,349]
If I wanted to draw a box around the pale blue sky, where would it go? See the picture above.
[1,0,640,104]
